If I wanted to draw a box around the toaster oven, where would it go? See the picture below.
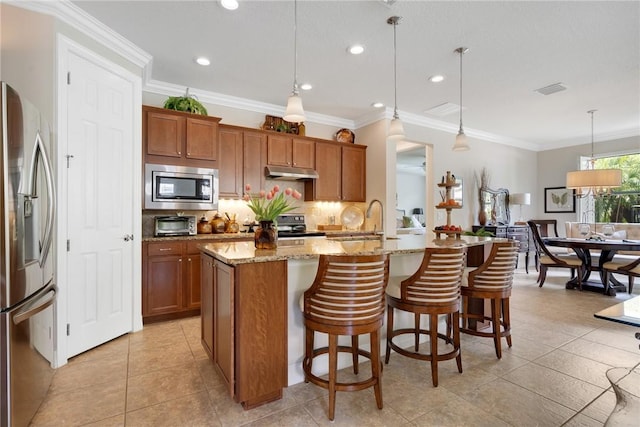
[154,215,197,237]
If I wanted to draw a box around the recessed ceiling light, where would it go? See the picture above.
[429,74,444,83]
[195,57,210,66]
[372,102,384,108]
[300,83,312,91]
[220,0,239,11]
[348,44,365,55]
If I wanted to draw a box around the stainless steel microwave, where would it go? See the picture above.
[144,163,219,210]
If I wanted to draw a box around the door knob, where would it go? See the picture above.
[123,234,134,241]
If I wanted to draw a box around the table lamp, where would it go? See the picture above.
[412,208,424,226]
[510,193,530,224]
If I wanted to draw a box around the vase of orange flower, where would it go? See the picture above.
[243,184,301,249]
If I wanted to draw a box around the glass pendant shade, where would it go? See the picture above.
[284,92,305,123]
[388,117,405,141]
[452,130,470,151]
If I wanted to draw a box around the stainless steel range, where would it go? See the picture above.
[276,214,326,238]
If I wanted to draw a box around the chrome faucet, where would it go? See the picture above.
[366,199,385,241]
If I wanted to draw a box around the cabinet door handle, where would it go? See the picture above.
[159,248,172,252]
[178,258,183,262]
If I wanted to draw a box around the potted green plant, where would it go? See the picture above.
[163,88,208,115]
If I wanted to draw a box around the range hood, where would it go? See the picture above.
[265,165,319,180]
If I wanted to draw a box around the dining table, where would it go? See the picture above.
[543,237,640,296]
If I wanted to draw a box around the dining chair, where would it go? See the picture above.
[530,219,559,238]
[460,240,519,359]
[301,253,389,421]
[385,246,467,387]
[602,256,640,294]
[527,220,585,290]
[529,219,566,271]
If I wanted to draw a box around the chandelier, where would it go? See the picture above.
[566,110,622,197]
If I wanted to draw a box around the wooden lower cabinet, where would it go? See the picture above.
[144,239,231,323]
[200,255,288,409]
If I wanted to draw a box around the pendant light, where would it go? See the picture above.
[452,47,470,151]
[283,0,305,123]
[387,16,404,141]
[566,110,622,197]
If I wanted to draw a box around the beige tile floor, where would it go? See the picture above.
[31,266,640,426]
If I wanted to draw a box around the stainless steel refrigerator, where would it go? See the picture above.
[1,82,57,426]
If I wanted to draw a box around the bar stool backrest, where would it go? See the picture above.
[400,247,467,304]
[303,254,389,327]
[468,241,519,291]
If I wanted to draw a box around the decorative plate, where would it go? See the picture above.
[340,205,364,230]
[335,128,355,144]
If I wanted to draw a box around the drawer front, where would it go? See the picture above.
[507,226,528,234]
[147,241,183,256]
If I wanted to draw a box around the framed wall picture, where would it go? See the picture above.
[544,187,576,213]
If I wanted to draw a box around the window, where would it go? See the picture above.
[578,153,640,223]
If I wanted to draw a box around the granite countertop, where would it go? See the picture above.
[143,229,376,242]
[200,234,500,265]
[142,233,254,242]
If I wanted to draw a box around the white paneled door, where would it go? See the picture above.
[64,47,136,358]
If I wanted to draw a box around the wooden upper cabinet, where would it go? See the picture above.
[266,135,314,168]
[143,105,220,167]
[243,131,267,192]
[306,142,342,201]
[218,126,244,198]
[145,110,183,158]
[266,134,291,166]
[305,142,366,202]
[292,138,315,168]
[341,145,366,202]
[186,117,218,161]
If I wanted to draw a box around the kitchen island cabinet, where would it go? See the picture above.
[200,254,287,408]
[199,234,497,408]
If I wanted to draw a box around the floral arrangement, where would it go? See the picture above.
[243,184,301,222]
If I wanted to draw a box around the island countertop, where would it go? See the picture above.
[199,234,501,265]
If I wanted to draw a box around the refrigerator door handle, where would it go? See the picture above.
[12,287,56,326]
[24,131,57,267]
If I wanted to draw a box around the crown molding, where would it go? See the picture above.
[143,79,353,129]
[540,127,640,151]
[6,0,152,69]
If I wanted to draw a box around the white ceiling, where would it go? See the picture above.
[69,0,640,153]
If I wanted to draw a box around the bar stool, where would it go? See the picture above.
[301,253,389,421]
[385,246,467,387]
[460,240,519,359]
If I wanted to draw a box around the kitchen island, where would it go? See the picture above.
[199,234,498,409]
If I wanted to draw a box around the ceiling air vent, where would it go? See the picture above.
[424,102,460,117]
[535,83,567,96]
